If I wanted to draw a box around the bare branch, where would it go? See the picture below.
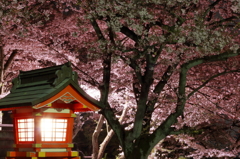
[4,49,19,71]
[120,26,140,43]
[147,50,240,148]
[143,64,178,133]
[97,104,128,159]
[90,17,106,41]
[72,64,100,87]
[203,0,221,21]
[187,69,240,99]
[209,16,239,29]
[92,115,105,159]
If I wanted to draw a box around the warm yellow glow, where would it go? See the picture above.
[40,118,67,141]
[17,118,34,141]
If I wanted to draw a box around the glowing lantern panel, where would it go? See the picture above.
[17,118,34,142]
[41,118,67,142]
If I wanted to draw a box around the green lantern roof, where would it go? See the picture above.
[0,62,99,111]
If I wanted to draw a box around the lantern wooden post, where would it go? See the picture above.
[0,62,100,159]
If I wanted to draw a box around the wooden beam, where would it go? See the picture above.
[0,124,13,127]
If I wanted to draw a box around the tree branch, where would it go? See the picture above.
[36,39,101,87]
[99,53,111,105]
[146,63,188,149]
[92,115,105,159]
[120,26,140,43]
[97,104,128,159]
[101,102,125,147]
[188,69,240,99]
[129,58,143,84]
[147,50,240,149]
[90,13,125,153]
[132,74,141,103]
[170,126,203,136]
[107,18,116,47]
[72,64,100,87]
[4,49,18,71]
[72,113,83,140]
[90,17,106,41]
[209,16,239,29]
[131,54,156,139]
[203,0,221,22]
[143,64,177,134]
[182,50,240,70]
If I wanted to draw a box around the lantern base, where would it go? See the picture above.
[6,151,80,159]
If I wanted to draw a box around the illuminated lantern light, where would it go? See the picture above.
[41,118,67,142]
[17,118,34,142]
[0,62,100,159]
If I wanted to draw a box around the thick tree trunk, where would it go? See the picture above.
[123,128,168,159]
[124,145,151,159]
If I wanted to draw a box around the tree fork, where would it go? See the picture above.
[143,64,178,134]
[97,104,128,159]
[132,55,154,139]
[100,103,125,147]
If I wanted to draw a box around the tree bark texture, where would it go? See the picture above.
[92,115,104,159]
[0,48,18,95]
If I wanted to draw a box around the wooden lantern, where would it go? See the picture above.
[0,62,100,159]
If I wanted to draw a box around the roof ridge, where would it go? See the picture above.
[10,62,76,92]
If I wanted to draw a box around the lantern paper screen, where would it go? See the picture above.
[17,118,34,142]
[41,118,67,141]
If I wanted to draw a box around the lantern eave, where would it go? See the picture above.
[0,62,100,112]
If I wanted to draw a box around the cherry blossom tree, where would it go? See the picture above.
[74,1,239,158]
[0,0,53,94]
[0,0,240,158]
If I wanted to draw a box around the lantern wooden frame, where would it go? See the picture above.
[0,63,100,159]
